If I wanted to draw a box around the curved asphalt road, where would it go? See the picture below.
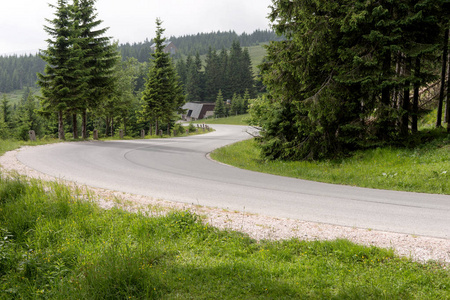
[17,125,450,239]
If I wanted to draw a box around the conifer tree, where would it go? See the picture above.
[141,19,185,134]
[73,0,119,138]
[204,47,222,102]
[1,95,11,126]
[37,0,83,140]
[230,93,240,116]
[214,90,225,118]
[185,52,204,102]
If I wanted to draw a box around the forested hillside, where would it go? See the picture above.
[0,29,280,94]
[0,54,45,93]
[119,29,282,62]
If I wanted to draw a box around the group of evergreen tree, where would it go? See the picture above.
[176,41,255,104]
[37,0,120,140]
[214,90,251,118]
[0,88,47,140]
[0,54,45,93]
[252,0,450,160]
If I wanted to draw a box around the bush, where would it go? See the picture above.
[188,123,197,133]
[173,123,186,136]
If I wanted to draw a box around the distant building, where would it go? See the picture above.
[181,102,215,121]
[150,41,177,55]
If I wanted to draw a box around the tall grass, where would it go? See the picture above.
[211,135,450,194]
[1,175,449,299]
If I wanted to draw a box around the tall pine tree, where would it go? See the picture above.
[38,0,83,140]
[73,0,119,139]
[141,19,185,134]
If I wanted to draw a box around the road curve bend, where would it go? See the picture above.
[17,125,450,239]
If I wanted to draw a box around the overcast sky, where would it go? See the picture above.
[0,0,273,56]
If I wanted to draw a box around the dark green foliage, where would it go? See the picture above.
[37,0,83,140]
[141,19,185,134]
[257,0,448,160]
[119,29,284,62]
[214,90,226,118]
[177,41,255,103]
[73,0,120,139]
[185,52,204,102]
[0,54,46,93]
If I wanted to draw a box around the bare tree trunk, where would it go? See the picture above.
[105,117,110,137]
[447,40,450,133]
[82,109,87,139]
[58,110,65,140]
[155,119,159,136]
[149,123,152,136]
[412,57,421,134]
[401,56,411,137]
[73,113,78,139]
[437,28,448,128]
[111,117,114,137]
[382,49,392,107]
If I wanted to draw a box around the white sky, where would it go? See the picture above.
[0,0,273,56]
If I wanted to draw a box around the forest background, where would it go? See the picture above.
[0,29,281,140]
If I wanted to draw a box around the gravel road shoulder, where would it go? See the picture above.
[1,146,449,265]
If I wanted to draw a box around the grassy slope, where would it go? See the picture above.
[211,138,450,195]
[206,115,450,194]
[0,177,448,299]
[193,114,249,125]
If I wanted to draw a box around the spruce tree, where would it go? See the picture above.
[185,52,204,102]
[141,19,185,134]
[214,90,225,118]
[37,0,83,140]
[204,47,222,102]
[73,0,118,138]
[1,95,11,126]
[240,48,255,97]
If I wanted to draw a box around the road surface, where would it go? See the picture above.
[17,125,450,239]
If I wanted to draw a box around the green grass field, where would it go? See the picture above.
[194,114,249,125]
[0,176,448,299]
[211,136,450,195]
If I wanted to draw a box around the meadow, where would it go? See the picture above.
[0,176,448,299]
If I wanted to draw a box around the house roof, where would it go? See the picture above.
[182,102,215,119]
[182,102,204,119]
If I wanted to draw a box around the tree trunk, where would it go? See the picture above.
[155,119,159,136]
[436,28,448,128]
[82,109,87,139]
[58,110,65,140]
[412,57,421,134]
[381,49,392,106]
[149,123,152,136]
[401,56,411,137]
[447,35,450,133]
[105,117,110,137]
[72,113,78,139]
[111,117,114,137]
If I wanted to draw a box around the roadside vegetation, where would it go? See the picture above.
[194,114,249,126]
[0,176,448,299]
[210,129,450,195]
